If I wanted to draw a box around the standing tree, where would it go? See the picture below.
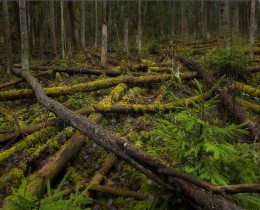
[80,1,85,48]
[19,0,29,71]
[60,1,65,58]
[101,1,108,67]
[48,1,57,57]
[95,0,98,48]
[1,0,13,74]
[137,0,142,62]
[249,0,256,58]
[219,1,230,46]
[123,2,129,53]
[69,1,80,50]
[232,3,239,44]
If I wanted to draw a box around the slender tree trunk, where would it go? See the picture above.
[219,1,230,47]
[181,2,188,44]
[232,3,239,44]
[101,1,107,67]
[60,1,65,58]
[249,0,256,58]
[200,1,206,38]
[2,0,12,74]
[124,17,129,53]
[95,0,98,48]
[19,1,29,71]
[80,1,85,48]
[137,0,142,62]
[48,1,57,57]
[68,2,80,50]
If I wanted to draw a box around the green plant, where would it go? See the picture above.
[205,46,250,79]
[147,81,259,209]
[2,175,92,210]
[147,41,161,54]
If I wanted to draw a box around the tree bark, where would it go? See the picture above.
[1,0,13,75]
[48,1,57,57]
[12,67,245,210]
[219,1,230,46]
[60,1,65,58]
[0,74,171,101]
[19,1,29,71]
[80,1,85,48]
[124,2,129,53]
[101,24,108,67]
[94,0,98,48]
[232,3,239,44]
[68,2,80,50]
[13,64,120,77]
[174,54,259,142]
[249,0,256,58]
[137,0,142,62]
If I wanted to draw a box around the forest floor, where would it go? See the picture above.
[0,39,259,210]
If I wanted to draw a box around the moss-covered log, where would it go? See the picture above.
[0,74,171,101]
[174,54,259,142]
[78,95,204,115]
[231,81,260,97]
[13,68,245,210]
[245,67,260,74]
[236,99,260,112]
[13,64,120,77]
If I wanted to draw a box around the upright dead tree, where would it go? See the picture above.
[69,1,80,50]
[95,0,98,48]
[80,1,85,48]
[219,1,230,46]
[19,0,29,71]
[1,0,12,74]
[124,2,129,53]
[101,1,108,67]
[249,0,256,58]
[181,2,188,44]
[137,0,142,62]
[60,1,65,58]
[48,1,57,57]
[232,3,239,44]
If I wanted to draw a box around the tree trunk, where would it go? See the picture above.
[219,1,230,46]
[181,2,188,44]
[12,67,245,210]
[101,24,108,67]
[200,1,206,38]
[232,3,239,44]
[48,1,57,57]
[19,1,29,71]
[95,0,98,48]
[68,2,80,50]
[137,0,142,62]
[80,1,85,48]
[249,0,256,58]
[2,0,12,75]
[60,1,65,58]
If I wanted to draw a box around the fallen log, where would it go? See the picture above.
[245,67,260,74]
[0,74,171,101]
[12,68,247,209]
[0,71,52,90]
[13,64,120,77]
[236,99,260,112]
[230,81,260,98]
[174,54,259,142]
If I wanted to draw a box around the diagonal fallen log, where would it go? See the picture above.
[0,74,171,101]
[12,68,247,209]
[13,64,121,77]
[235,99,260,112]
[174,54,259,142]
[229,81,260,98]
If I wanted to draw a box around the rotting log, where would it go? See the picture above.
[0,74,171,101]
[174,54,259,142]
[230,81,260,98]
[13,68,247,210]
[27,83,127,195]
[13,64,120,77]
[0,71,52,89]
[77,94,205,115]
[236,99,260,112]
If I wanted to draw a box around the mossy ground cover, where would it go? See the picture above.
[0,40,259,209]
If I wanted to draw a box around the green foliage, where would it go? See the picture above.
[205,46,250,78]
[147,82,259,209]
[2,175,92,210]
[147,41,161,54]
